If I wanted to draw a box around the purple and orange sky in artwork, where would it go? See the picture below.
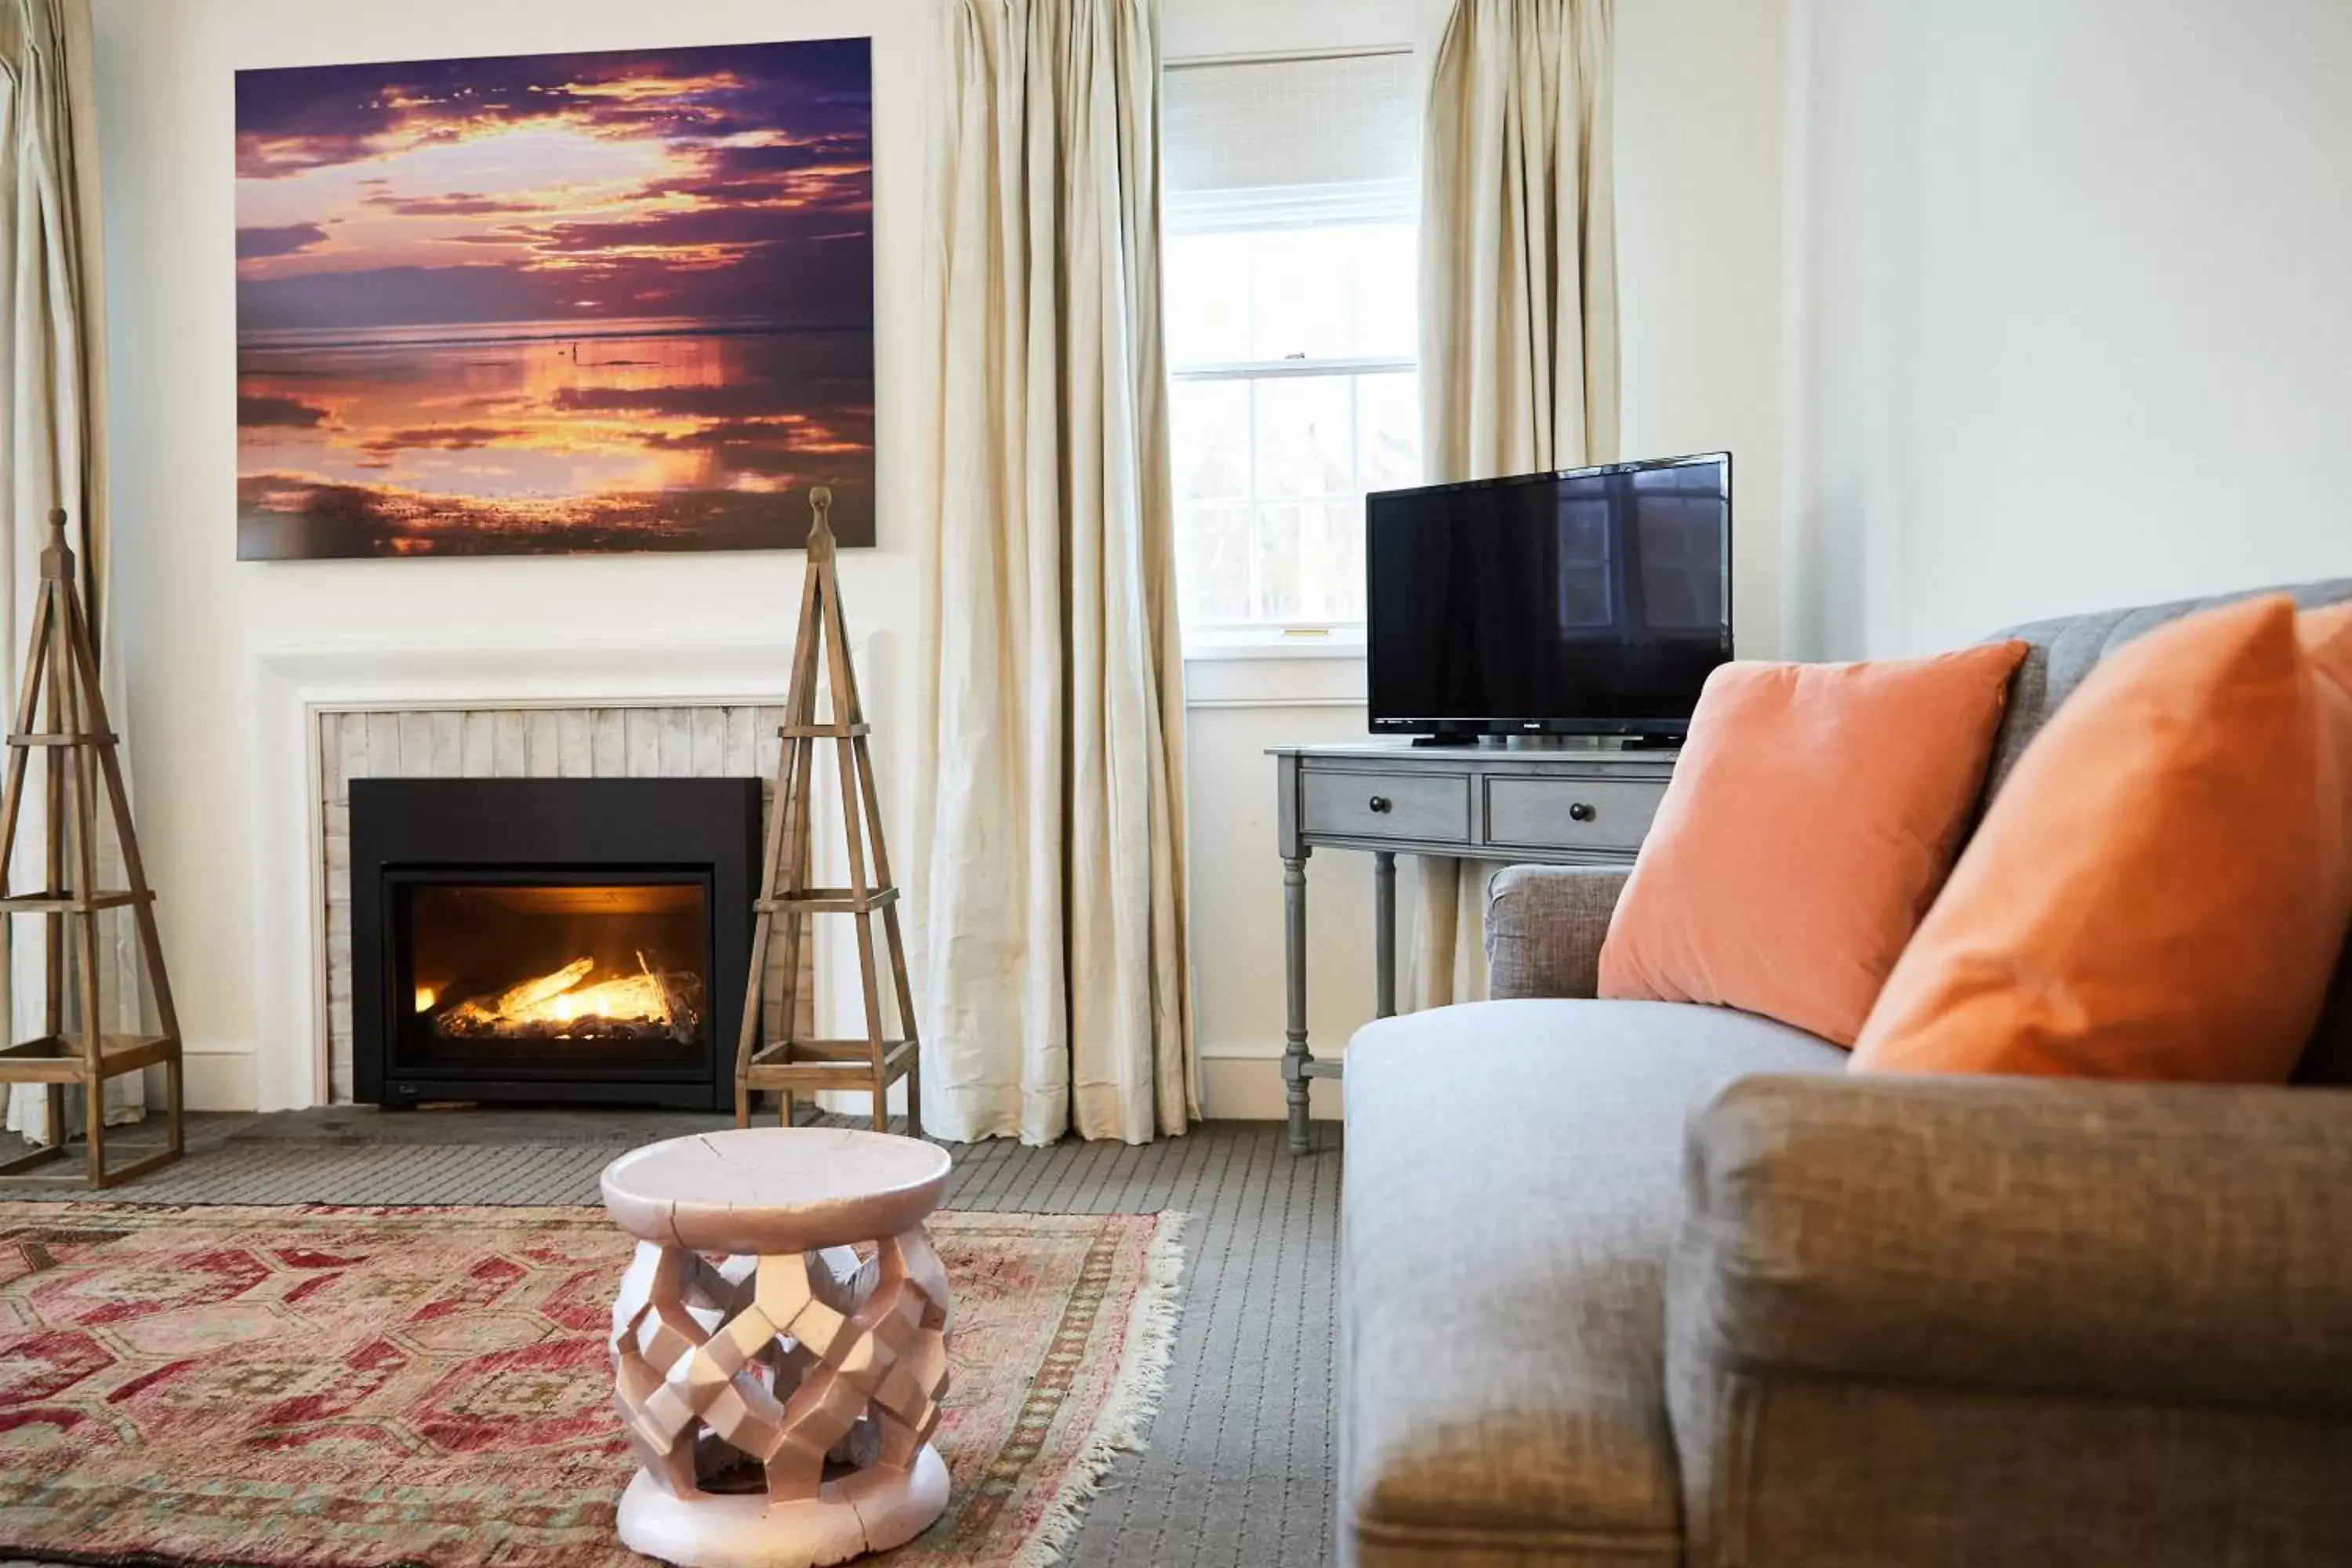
[234,38,876,559]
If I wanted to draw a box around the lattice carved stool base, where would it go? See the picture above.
[603,1130,956,1568]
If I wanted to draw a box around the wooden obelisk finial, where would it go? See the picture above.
[41,507,72,580]
[806,485,834,561]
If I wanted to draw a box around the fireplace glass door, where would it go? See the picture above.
[391,872,713,1082]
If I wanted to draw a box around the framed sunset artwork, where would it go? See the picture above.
[234,38,875,559]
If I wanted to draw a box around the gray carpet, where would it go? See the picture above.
[2,1109,1344,1568]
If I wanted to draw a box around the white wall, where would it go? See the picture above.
[1618,0,1787,658]
[1163,0,1785,1117]
[1171,0,1788,1120]
[1784,0,2352,660]
[93,0,1788,1118]
[93,0,931,1111]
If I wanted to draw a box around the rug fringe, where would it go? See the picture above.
[1008,1209,1189,1568]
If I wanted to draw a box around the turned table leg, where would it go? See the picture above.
[1282,851,1313,1155]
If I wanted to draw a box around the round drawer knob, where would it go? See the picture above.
[1568,802,1596,822]
[1368,795,1392,814]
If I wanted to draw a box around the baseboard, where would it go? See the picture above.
[1197,1051,1341,1123]
[182,1050,259,1112]
[167,1047,1318,1123]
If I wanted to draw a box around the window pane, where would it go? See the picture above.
[1171,379,1249,502]
[1164,232,1251,365]
[1247,228,1353,361]
[1252,503,1304,621]
[1356,372,1421,492]
[1254,376,1354,499]
[1351,223,1419,358]
[1175,503,1254,626]
[1299,499,1366,621]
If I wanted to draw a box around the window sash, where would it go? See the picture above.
[1161,47,1421,639]
[1172,363,1418,631]
[1170,354,1415,382]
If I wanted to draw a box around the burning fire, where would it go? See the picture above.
[435,953,684,1038]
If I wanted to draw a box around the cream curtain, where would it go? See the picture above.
[1,0,144,1138]
[1408,0,1620,1011]
[914,0,1195,1144]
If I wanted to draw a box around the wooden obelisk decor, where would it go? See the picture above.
[735,487,922,1135]
[0,510,183,1189]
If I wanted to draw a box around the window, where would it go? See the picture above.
[1163,50,1421,642]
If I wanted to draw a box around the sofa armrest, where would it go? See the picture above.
[1671,1073,2352,1416]
[1482,865,1629,1000]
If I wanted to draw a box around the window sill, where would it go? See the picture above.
[1181,628,1367,662]
[1182,635,1367,710]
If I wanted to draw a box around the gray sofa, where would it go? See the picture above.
[1338,580,2352,1568]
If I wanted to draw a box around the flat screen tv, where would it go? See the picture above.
[1366,452,1732,741]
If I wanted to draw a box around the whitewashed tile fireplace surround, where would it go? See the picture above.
[249,641,877,1111]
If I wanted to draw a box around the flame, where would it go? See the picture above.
[532,975,670,1025]
[415,985,438,1014]
[441,955,674,1033]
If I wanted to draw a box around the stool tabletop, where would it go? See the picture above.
[601,1127,952,1254]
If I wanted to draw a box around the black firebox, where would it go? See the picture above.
[351,777,763,1110]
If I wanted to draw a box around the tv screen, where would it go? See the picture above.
[1366,453,1732,738]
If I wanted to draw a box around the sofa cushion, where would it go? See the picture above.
[1340,999,1846,1566]
[1981,575,2352,800]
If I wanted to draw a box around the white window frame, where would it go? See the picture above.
[1162,44,1421,663]
[1171,354,1415,658]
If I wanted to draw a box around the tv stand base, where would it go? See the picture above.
[1267,740,1680,1155]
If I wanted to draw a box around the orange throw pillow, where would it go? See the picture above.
[1597,641,2028,1046]
[1852,597,2352,1081]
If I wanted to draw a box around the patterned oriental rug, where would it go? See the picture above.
[0,1203,1185,1568]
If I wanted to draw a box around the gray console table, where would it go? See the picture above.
[1269,741,1677,1153]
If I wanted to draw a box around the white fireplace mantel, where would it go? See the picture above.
[247,637,817,1112]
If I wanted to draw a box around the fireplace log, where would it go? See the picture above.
[640,949,695,1046]
[434,1014,686,1045]
[489,956,594,1016]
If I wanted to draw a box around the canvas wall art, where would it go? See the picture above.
[234,38,875,559]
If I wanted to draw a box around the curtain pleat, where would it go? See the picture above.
[1,0,144,1138]
[1408,0,1619,1011]
[914,0,1195,1144]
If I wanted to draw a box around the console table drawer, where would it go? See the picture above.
[1483,775,1663,855]
[1300,770,1468,844]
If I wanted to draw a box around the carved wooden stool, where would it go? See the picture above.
[601,1128,953,1568]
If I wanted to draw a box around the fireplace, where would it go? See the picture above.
[350,777,763,1109]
